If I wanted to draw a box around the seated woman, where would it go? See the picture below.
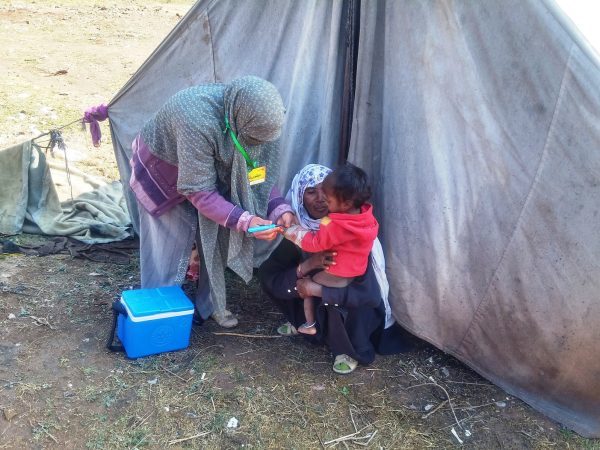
[258,164,408,374]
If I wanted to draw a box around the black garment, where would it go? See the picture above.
[258,239,386,365]
[0,236,139,264]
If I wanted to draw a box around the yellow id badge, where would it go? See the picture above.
[248,166,267,185]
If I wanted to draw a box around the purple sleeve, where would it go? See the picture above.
[267,185,293,222]
[187,191,253,231]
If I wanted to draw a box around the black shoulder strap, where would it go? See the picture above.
[106,300,127,352]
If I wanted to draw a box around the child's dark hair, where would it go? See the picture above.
[323,162,372,208]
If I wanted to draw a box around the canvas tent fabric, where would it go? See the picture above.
[0,141,132,243]
[349,0,600,437]
[108,0,350,234]
[106,0,600,437]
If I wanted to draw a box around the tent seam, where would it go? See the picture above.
[205,10,217,83]
[454,43,575,354]
[109,2,201,106]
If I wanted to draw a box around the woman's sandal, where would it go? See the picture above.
[211,309,238,328]
[333,354,358,375]
[298,321,317,335]
[277,322,299,336]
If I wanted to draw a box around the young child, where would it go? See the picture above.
[284,162,379,335]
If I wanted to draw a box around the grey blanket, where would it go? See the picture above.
[0,141,132,243]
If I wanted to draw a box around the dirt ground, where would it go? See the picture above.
[1,1,599,449]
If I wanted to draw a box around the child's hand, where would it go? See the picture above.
[305,251,337,272]
[283,224,308,246]
[277,211,297,228]
[283,224,299,242]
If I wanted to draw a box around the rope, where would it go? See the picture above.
[29,114,99,203]
[34,120,82,203]
[32,117,83,142]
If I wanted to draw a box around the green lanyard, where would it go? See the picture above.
[223,115,258,169]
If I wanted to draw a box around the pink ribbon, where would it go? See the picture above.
[82,104,109,147]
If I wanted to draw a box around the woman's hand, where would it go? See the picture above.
[303,251,337,273]
[276,211,298,228]
[296,277,323,299]
[248,216,280,241]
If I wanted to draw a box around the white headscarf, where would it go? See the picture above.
[286,164,395,328]
[285,164,331,230]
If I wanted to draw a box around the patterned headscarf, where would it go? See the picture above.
[225,76,285,144]
[285,164,332,230]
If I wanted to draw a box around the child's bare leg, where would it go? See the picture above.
[299,297,317,335]
[312,271,353,288]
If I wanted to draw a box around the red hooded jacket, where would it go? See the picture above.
[300,203,379,277]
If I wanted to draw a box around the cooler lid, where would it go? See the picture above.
[121,286,193,318]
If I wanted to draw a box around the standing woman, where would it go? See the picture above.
[130,76,295,328]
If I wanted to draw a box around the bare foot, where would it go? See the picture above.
[298,322,317,335]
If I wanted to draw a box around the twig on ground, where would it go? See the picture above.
[212,332,281,339]
[37,423,58,443]
[351,430,377,442]
[235,349,255,356]
[197,344,224,352]
[323,429,363,445]
[455,400,503,411]
[168,431,210,445]
[438,413,477,431]
[353,429,378,446]
[349,405,358,432]
[30,316,54,330]
[422,399,448,419]
[405,382,462,430]
[445,380,494,387]
[370,388,387,397]
[133,411,154,430]
[315,433,325,449]
[518,430,535,439]
[161,366,192,383]
[323,424,372,446]
[451,427,463,444]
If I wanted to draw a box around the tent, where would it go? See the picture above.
[107,0,600,437]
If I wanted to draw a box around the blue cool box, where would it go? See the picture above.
[117,286,194,358]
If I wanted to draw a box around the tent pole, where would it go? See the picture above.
[338,0,360,165]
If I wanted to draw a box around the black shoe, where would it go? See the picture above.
[192,310,204,326]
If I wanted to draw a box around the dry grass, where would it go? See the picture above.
[2,250,599,448]
[0,0,193,182]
